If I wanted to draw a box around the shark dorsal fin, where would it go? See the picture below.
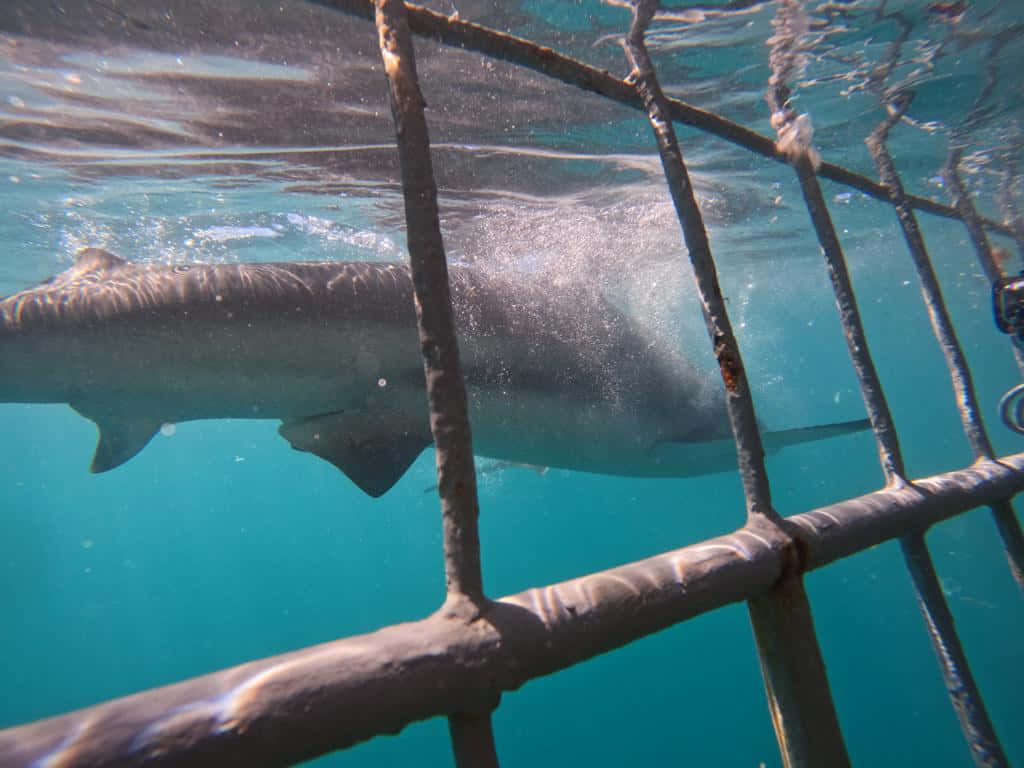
[279,411,430,497]
[70,402,162,473]
[70,248,127,278]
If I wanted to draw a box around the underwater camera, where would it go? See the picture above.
[994,273,1024,434]
[993,273,1024,349]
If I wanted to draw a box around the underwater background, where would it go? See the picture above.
[1,0,1022,765]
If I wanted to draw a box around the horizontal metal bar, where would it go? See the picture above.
[791,457,1024,569]
[3,453,1023,768]
[310,0,1016,239]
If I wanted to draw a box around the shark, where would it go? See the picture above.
[0,248,868,496]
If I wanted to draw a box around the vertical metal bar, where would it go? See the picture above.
[374,0,483,602]
[768,0,906,485]
[944,149,1007,285]
[623,0,773,523]
[622,4,850,766]
[373,2,498,764]
[991,507,1024,587]
[746,574,850,767]
[797,155,906,482]
[868,105,990,459]
[867,104,1024,590]
[765,2,1013,762]
[449,712,501,768]
[901,535,1010,768]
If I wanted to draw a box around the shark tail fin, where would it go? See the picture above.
[764,418,871,453]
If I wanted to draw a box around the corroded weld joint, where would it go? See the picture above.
[745,516,804,585]
[778,522,811,581]
[377,21,401,76]
[439,592,488,623]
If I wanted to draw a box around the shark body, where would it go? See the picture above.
[0,248,867,496]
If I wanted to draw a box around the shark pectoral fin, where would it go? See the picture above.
[763,417,871,453]
[70,404,162,473]
[278,411,430,497]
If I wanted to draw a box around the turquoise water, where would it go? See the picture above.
[1,1,1023,766]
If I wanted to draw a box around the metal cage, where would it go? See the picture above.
[1,1,1022,766]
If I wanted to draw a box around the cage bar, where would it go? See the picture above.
[868,104,989,460]
[622,0,773,522]
[901,534,1010,768]
[372,0,497,762]
[945,150,1008,286]
[373,0,484,603]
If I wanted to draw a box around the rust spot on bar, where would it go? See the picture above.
[714,335,742,393]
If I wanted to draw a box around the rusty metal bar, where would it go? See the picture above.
[622,3,848,766]
[374,0,483,603]
[866,102,1024,591]
[622,0,772,523]
[3,453,1022,768]
[309,0,1016,238]
[372,1,496,763]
